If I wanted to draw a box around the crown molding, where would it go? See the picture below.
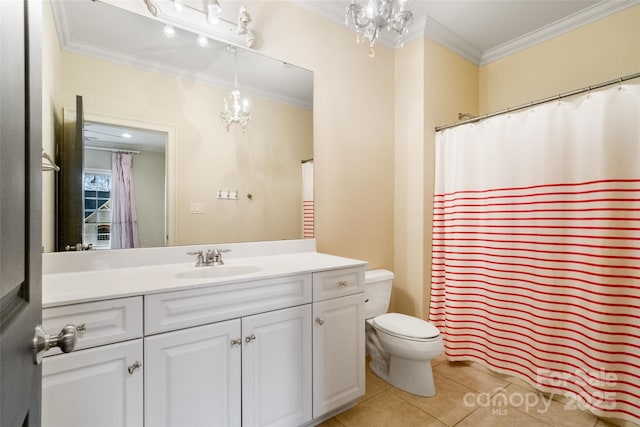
[421,17,483,64]
[479,0,639,65]
[51,1,312,110]
[291,0,639,65]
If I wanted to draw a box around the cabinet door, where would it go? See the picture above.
[145,319,241,427]
[313,293,365,417]
[242,305,312,427]
[42,340,143,427]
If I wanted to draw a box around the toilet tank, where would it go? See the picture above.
[364,269,394,319]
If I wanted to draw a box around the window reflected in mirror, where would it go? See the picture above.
[83,172,112,249]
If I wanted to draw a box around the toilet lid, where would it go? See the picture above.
[373,313,440,340]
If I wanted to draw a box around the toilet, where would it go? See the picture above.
[364,269,444,397]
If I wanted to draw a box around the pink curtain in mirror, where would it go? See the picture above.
[111,153,139,249]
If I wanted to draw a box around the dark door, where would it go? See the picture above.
[56,95,84,251]
[0,0,43,425]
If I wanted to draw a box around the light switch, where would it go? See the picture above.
[189,202,205,214]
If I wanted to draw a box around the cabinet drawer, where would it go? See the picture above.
[313,267,364,301]
[145,274,312,334]
[42,297,143,355]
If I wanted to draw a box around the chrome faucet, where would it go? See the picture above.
[187,248,231,267]
[207,248,230,265]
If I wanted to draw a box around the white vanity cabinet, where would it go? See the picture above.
[144,319,242,427]
[144,274,313,427]
[41,297,144,427]
[312,268,366,417]
[144,304,312,427]
[242,304,312,427]
[42,247,367,427]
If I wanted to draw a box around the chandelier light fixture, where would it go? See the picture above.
[220,46,250,132]
[207,0,222,24]
[345,0,413,58]
[142,0,255,48]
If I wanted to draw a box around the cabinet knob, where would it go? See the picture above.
[338,280,348,287]
[128,361,142,375]
[32,324,79,365]
[315,318,325,326]
[230,338,242,346]
[245,334,256,343]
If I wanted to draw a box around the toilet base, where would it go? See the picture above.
[389,358,436,397]
[369,358,436,397]
[369,359,390,383]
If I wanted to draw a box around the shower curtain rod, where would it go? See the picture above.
[435,71,640,132]
[85,145,141,155]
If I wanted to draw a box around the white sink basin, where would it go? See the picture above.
[175,265,262,279]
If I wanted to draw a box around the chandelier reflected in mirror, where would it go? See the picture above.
[345,0,413,58]
[220,46,250,132]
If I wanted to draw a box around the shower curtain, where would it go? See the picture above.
[302,160,314,238]
[429,83,640,424]
[111,153,139,249]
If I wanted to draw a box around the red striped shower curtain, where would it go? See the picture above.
[429,83,640,424]
[302,160,314,238]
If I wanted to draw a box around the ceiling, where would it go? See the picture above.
[296,0,635,64]
[84,122,167,153]
[51,0,314,110]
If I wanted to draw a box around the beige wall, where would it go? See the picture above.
[130,150,166,247]
[392,38,425,316]
[246,2,396,268]
[392,37,478,317]
[479,5,640,113]
[393,38,478,317]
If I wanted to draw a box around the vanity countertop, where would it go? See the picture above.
[43,251,367,308]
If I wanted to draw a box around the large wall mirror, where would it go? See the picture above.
[44,0,314,252]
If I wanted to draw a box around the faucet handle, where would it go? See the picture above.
[187,251,205,267]
[211,248,231,265]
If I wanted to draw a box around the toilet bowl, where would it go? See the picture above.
[365,270,444,397]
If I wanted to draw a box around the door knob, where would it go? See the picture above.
[33,324,79,365]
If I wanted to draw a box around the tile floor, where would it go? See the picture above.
[320,355,639,427]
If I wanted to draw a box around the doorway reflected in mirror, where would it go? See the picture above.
[82,121,167,250]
